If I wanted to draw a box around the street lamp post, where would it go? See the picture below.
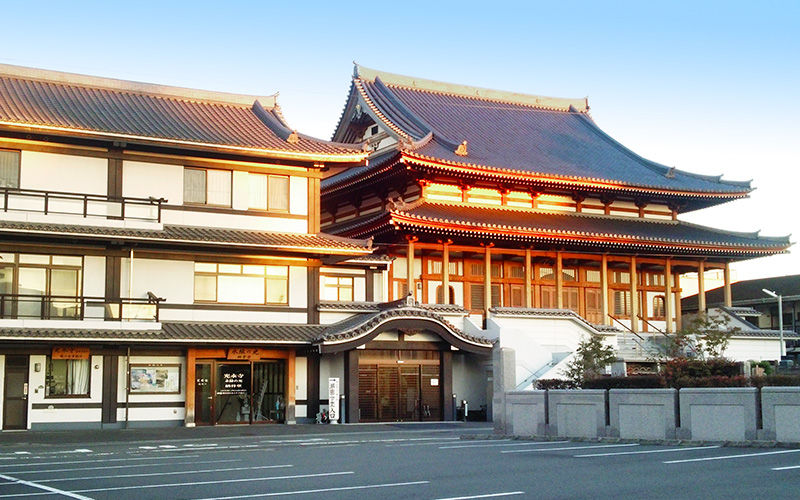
[763,288,785,358]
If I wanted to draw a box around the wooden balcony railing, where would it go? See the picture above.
[0,294,162,322]
[0,187,166,222]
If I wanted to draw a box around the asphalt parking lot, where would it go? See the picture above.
[1,423,799,499]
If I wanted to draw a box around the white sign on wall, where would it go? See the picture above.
[328,377,340,424]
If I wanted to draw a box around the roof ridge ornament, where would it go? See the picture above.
[665,166,676,178]
[455,140,468,157]
[286,130,300,144]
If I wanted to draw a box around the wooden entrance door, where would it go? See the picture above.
[3,356,28,430]
[358,362,441,422]
[194,362,213,426]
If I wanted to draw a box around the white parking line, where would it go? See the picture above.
[75,471,355,493]
[576,445,721,458]
[665,449,800,464]
[191,480,430,499]
[0,454,201,469]
[440,440,570,449]
[388,440,464,448]
[40,464,293,483]
[502,443,640,454]
[434,492,525,500]
[0,473,95,500]
[773,464,800,471]
[23,458,240,475]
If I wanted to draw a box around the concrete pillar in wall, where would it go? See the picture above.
[484,243,493,320]
[344,350,359,423]
[442,351,454,421]
[492,346,516,434]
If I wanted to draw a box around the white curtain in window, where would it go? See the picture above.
[0,150,20,188]
[268,176,289,211]
[183,168,206,204]
[206,170,232,206]
[248,173,268,210]
[69,359,90,395]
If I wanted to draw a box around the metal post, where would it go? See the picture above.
[779,295,785,358]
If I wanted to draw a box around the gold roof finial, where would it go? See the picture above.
[286,130,300,144]
[455,140,468,156]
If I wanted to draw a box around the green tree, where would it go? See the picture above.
[562,333,617,386]
[679,313,739,360]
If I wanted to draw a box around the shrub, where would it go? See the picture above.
[534,378,577,390]
[678,375,749,388]
[751,374,800,388]
[582,375,665,390]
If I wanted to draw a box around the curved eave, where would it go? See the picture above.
[353,79,415,143]
[0,226,373,256]
[317,313,491,354]
[0,121,369,164]
[321,153,404,196]
[388,213,790,258]
[402,153,752,201]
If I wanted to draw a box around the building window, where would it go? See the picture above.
[613,290,632,317]
[46,358,90,397]
[436,285,456,305]
[249,174,289,212]
[0,253,82,319]
[194,263,289,305]
[586,270,601,283]
[652,295,666,318]
[0,150,20,188]
[184,168,232,206]
[323,276,353,301]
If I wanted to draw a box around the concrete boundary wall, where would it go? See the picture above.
[503,387,800,443]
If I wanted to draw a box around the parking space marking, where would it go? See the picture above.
[0,473,95,500]
[388,440,465,447]
[665,449,800,464]
[0,454,201,469]
[191,480,430,499]
[434,492,525,500]
[502,443,640,454]
[575,445,721,458]
[40,464,293,483]
[22,458,240,475]
[439,440,570,450]
[772,464,800,471]
[75,471,355,493]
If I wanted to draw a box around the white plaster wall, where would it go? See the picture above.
[726,338,782,362]
[295,356,308,418]
[124,257,194,304]
[289,176,308,216]
[117,355,185,423]
[21,151,107,195]
[161,210,305,232]
[83,256,106,298]
[158,309,308,324]
[232,171,249,211]
[452,353,488,409]
[290,266,308,309]
[28,355,104,427]
[122,161,184,202]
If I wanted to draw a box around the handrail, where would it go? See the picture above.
[0,187,166,222]
[637,315,700,357]
[608,314,645,341]
[0,293,162,321]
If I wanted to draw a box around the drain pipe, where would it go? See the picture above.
[125,346,131,428]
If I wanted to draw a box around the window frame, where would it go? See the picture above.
[322,275,354,302]
[193,263,290,305]
[0,149,21,189]
[45,357,91,398]
[183,167,233,207]
[248,173,290,213]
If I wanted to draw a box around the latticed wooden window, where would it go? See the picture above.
[0,150,20,188]
[652,295,666,318]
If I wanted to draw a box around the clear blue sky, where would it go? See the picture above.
[2,0,798,283]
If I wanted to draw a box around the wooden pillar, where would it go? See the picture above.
[307,266,320,324]
[630,256,638,333]
[185,347,196,427]
[601,255,609,325]
[723,262,732,308]
[442,239,451,304]
[524,248,532,308]
[484,243,493,319]
[664,258,673,333]
[675,274,683,331]
[286,350,296,424]
[306,352,320,421]
[698,261,706,313]
[344,350,359,423]
[556,252,564,309]
[407,236,418,300]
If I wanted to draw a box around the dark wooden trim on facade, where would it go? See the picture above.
[307,267,320,324]
[101,354,119,424]
[344,349,359,423]
[306,352,320,419]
